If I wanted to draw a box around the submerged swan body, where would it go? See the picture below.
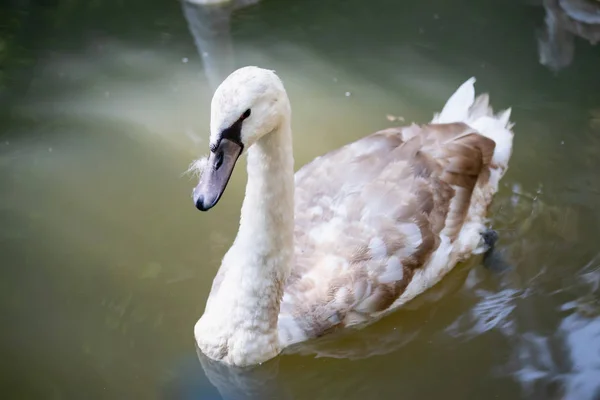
[191,67,515,367]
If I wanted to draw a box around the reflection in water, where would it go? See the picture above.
[197,347,292,400]
[538,0,600,71]
[449,186,600,400]
[182,0,260,91]
[502,255,600,400]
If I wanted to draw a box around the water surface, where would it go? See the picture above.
[1,0,600,399]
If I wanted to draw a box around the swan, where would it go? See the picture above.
[190,66,515,367]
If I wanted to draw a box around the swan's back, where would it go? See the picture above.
[278,78,514,346]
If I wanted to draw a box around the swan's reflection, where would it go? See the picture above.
[196,346,292,400]
[538,0,600,72]
[181,0,260,91]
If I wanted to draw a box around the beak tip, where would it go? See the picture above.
[193,190,216,212]
[194,194,207,211]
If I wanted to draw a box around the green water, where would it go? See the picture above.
[1,0,600,399]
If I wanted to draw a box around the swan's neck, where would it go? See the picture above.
[237,119,295,264]
[195,113,295,367]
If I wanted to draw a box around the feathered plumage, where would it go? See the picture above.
[191,67,515,366]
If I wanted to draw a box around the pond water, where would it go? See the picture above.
[1,0,600,399]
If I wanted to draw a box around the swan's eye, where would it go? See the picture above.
[241,109,251,120]
[215,150,224,170]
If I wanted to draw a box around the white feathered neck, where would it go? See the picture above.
[195,102,295,366]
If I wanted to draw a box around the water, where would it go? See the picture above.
[1,0,600,398]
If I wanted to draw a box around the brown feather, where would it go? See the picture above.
[281,122,497,340]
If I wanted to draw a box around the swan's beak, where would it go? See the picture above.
[193,138,243,211]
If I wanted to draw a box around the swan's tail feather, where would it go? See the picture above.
[432,77,515,173]
[433,77,516,257]
[432,77,476,124]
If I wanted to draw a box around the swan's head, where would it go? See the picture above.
[192,66,288,211]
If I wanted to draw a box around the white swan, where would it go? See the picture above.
[190,66,515,367]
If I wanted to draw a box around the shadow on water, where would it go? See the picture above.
[1,0,600,399]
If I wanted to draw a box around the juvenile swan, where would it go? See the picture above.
[191,66,514,367]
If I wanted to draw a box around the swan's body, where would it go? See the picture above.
[191,66,514,367]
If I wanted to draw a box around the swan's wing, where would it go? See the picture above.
[279,122,495,345]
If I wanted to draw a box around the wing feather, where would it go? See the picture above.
[278,122,495,345]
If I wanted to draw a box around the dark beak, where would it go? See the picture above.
[192,138,243,211]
